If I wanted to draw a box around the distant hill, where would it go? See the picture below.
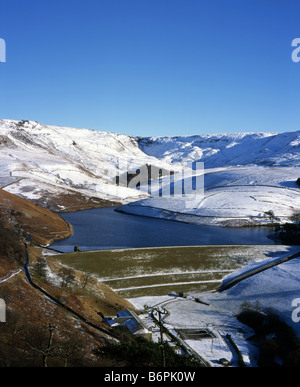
[1,119,299,211]
[138,130,300,168]
[0,119,159,210]
[1,119,300,226]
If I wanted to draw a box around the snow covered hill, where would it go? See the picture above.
[0,119,171,211]
[1,119,300,225]
[125,132,300,226]
[138,131,300,168]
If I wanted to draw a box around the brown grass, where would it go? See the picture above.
[52,245,282,298]
[0,188,72,245]
[40,246,136,317]
[0,190,138,366]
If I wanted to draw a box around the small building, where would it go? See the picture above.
[103,309,152,340]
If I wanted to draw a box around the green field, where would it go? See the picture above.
[50,245,282,298]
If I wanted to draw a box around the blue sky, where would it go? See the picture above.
[0,0,299,136]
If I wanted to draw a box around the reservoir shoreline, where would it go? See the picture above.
[50,206,276,253]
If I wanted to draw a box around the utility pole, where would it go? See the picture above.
[153,307,167,367]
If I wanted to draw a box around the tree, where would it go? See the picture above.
[26,323,57,367]
[275,222,300,244]
[57,334,84,367]
[80,272,94,289]
[0,220,24,264]
[59,267,75,287]
[33,257,47,278]
[264,210,279,223]
[97,329,201,367]
[237,304,300,367]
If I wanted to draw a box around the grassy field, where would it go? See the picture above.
[48,245,284,298]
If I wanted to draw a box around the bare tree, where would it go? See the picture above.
[27,323,57,367]
[80,272,95,289]
[59,267,75,287]
[58,334,84,367]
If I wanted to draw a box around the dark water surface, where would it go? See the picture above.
[50,207,275,252]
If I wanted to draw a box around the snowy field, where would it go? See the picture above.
[119,165,300,226]
[128,245,300,367]
[125,132,300,226]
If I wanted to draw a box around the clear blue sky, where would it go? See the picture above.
[0,0,299,136]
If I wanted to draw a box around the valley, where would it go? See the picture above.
[1,119,300,367]
[1,119,300,227]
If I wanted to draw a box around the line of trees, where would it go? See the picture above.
[237,303,300,367]
[33,257,94,289]
[274,221,300,244]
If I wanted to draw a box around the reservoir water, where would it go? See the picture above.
[50,207,275,252]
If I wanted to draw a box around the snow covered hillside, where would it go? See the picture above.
[122,132,300,226]
[1,119,300,225]
[138,131,300,168]
[0,119,171,211]
[120,164,300,226]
